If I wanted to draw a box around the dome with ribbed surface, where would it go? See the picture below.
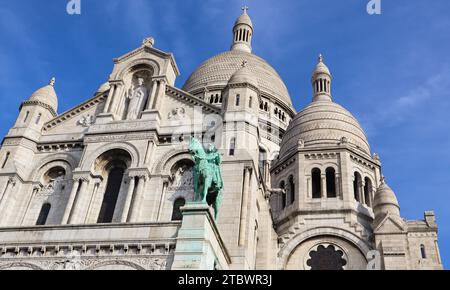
[183,50,293,108]
[28,79,58,112]
[235,12,253,27]
[228,62,258,87]
[373,180,400,217]
[280,101,371,156]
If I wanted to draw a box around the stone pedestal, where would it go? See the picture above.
[95,113,115,124]
[171,202,230,270]
[140,109,161,121]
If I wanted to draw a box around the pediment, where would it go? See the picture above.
[160,86,222,127]
[42,94,107,135]
[374,213,407,233]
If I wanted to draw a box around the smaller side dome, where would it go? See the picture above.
[373,178,400,217]
[235,9,253,27]
[313,54,331,76]
[228,60,258,88]
[28,77,58,113]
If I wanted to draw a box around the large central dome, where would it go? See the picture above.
[182,9,293,110]
[183,50,293,108]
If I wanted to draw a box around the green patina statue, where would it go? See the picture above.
[188,138,224,220]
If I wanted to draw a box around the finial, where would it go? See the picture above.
[241,60,248,67]
[49,77,56,87]
[318,54,324,63]
[142,37,155,47]
[242,5,249,14]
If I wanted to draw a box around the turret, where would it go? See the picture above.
[311,54,332,102]
[230,6,254,53]
[13,77,58,133]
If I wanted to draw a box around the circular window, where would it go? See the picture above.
[305,244,348,270]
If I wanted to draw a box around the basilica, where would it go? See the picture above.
[0,9,443,270]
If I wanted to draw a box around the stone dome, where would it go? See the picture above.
[235,12,253,27]
[228,62,258,87]
[280,101,371,156]
[28,78,58,113]
[373,180,400,216]
[313,55,331,76]
[182,50,293,109]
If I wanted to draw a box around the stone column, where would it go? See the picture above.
[68,178,89,224]
[129,176,146,222]
[335,174,342,200]
[156,179,169,221]
[62,179,80,224]
[84,179,102,223]
[20,186,39,225]
[103,84,116,113]
[172,202,230,270]
[239,167,251,246]
[321,175,327,198]
[146,80,158,111]
[153,80,166,111]
[0,177,15,207]
[306,177,311,198]
[120,176,136,222]
[360,181,366,205]
[144,140,155,165]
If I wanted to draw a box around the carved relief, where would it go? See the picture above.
[168,107,186,121]
[77,114,95,128]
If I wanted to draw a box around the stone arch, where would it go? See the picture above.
[278,226,371,270]
[304,163,324,175]
[152,149,193,176]
[116,58,160,80]
[31,154,77,181]
[0,262,43,270]
[81,142,140,172]
[87,260,145,270]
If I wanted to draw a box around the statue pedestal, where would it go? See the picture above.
[95,113,115,124]
[140,109,160,121]
[171,202,230,270]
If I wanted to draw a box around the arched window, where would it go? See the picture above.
[236,94,240,106]
[289,175,295,204]
[326,168,336,198]
[24,111,30,122]
[420,244,427,259]
[353,172,362,202]
[364,177,372,207]
[219,95,223,103]
[312,168,322,199]
[280,181,286,209]
[210,94,214,104]
[35,113,42,125]
[249,96,252,108]
[229,138,236,156]
[36,203,51,225]
[1,152,10,169]
[97,167,125,223]
[171,198,186,221]
[215,94,219,103]
[264,102,268,111]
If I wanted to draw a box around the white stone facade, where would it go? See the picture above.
[0,9,443,270]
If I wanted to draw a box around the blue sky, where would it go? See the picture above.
[0,0,449,268]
